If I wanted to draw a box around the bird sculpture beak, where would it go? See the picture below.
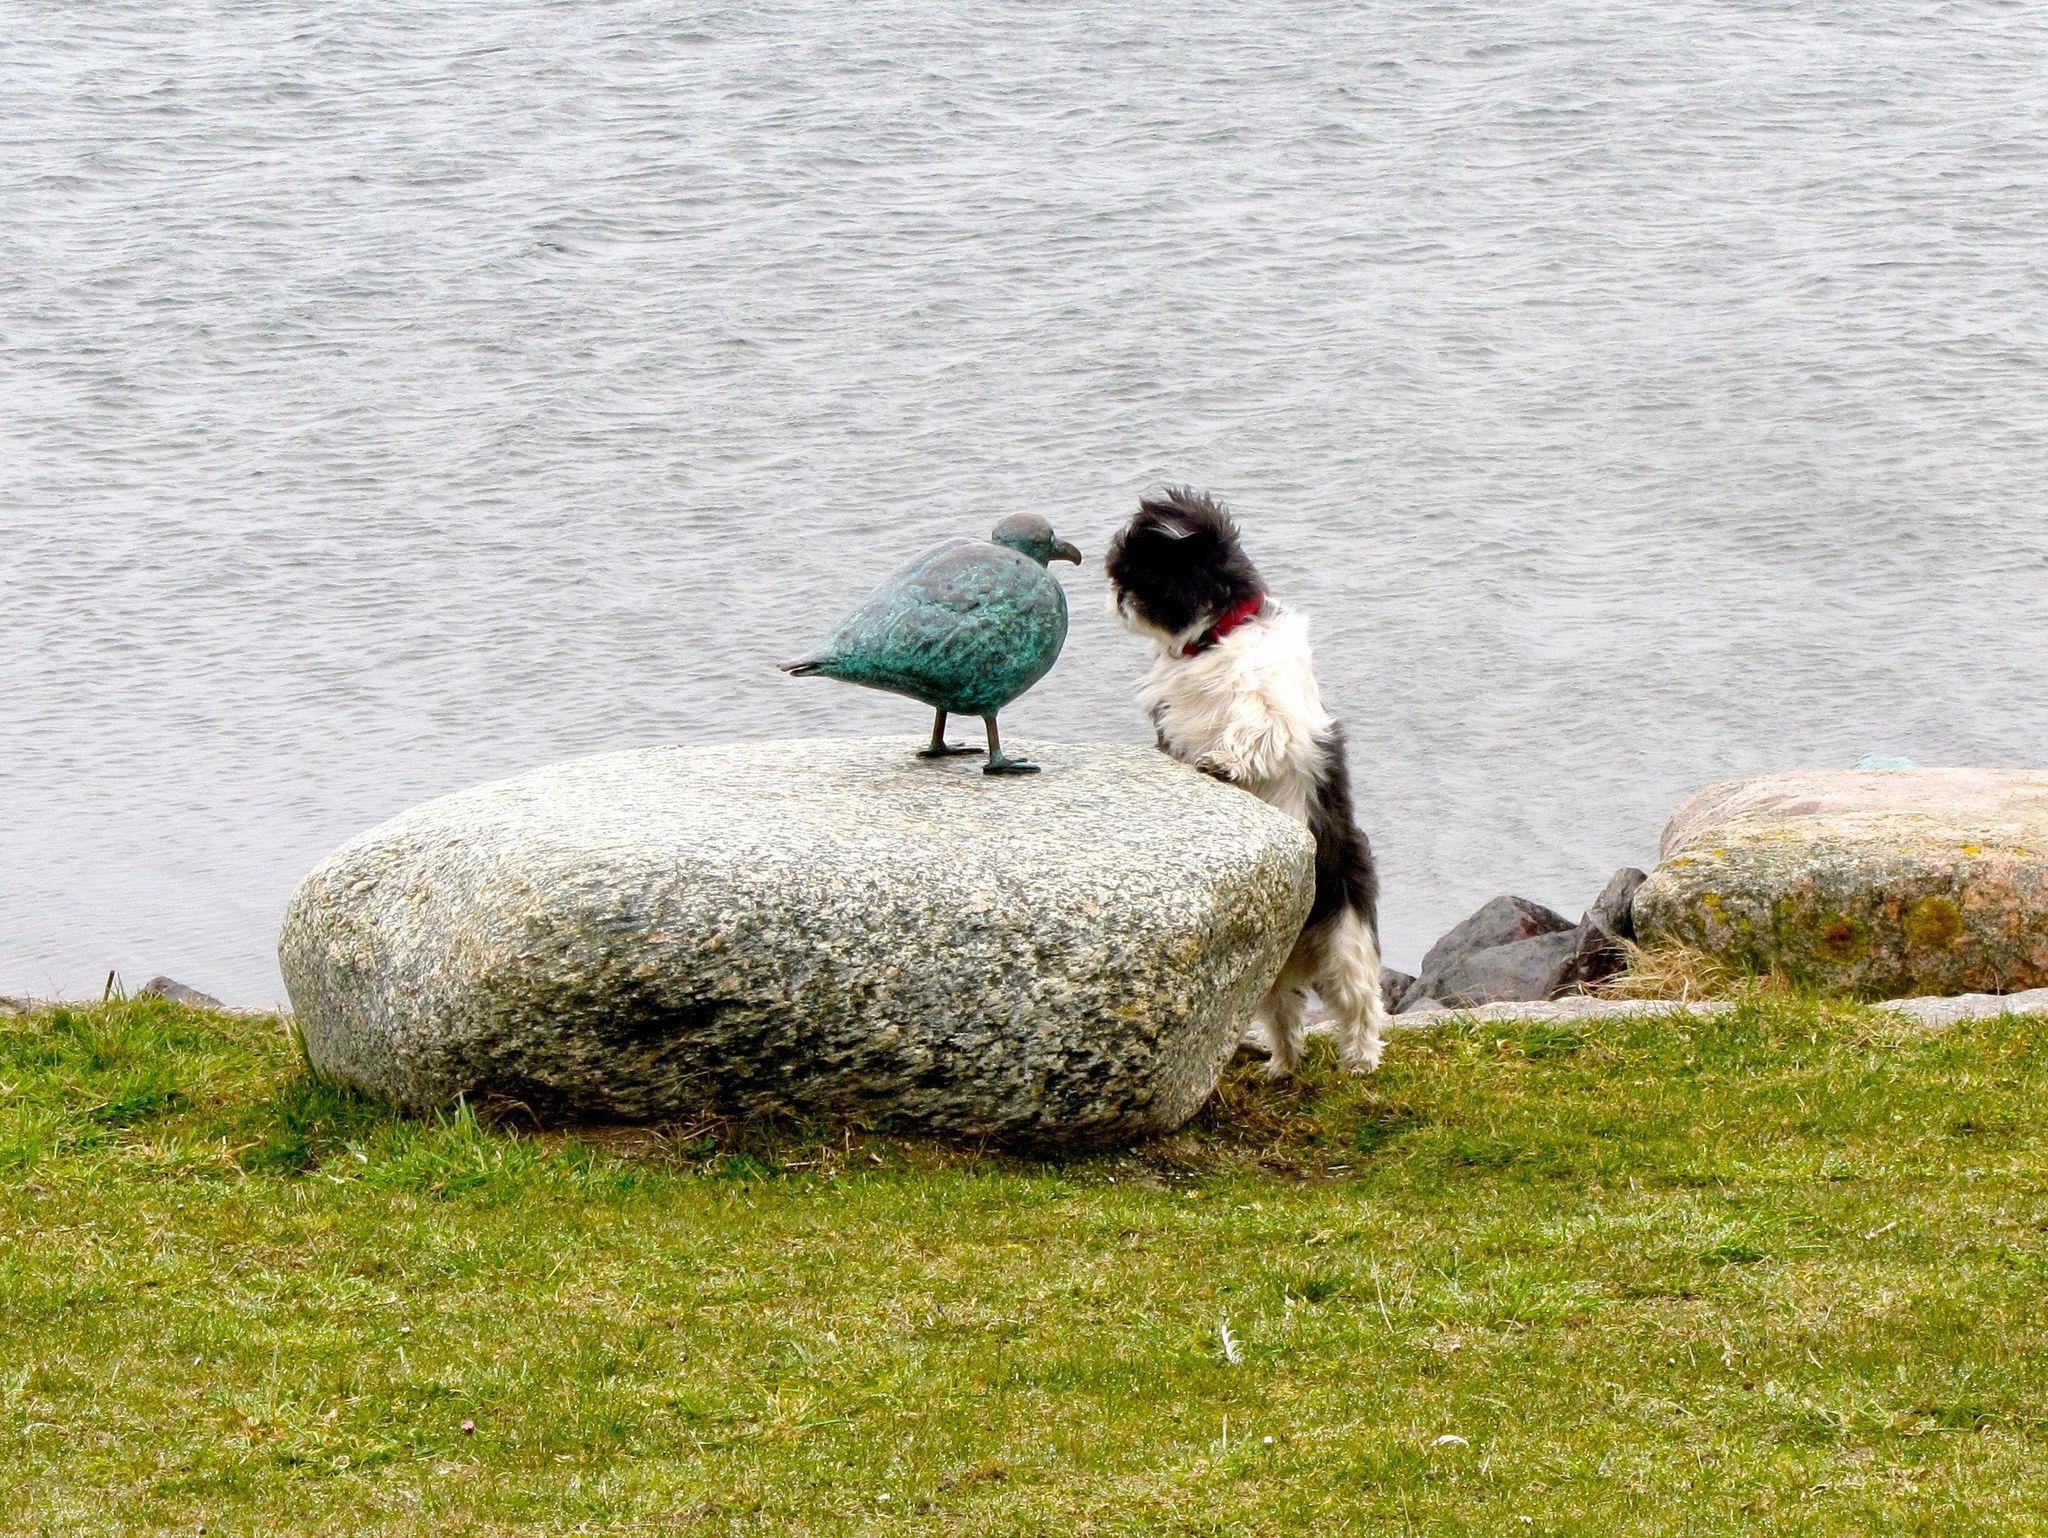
[1053,540,1082,564]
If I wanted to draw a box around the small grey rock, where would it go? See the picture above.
[141,976,223,1008]
[280,738,1315,1148]
[1552,921,1624,996]
[1417,896,1574,1000]
[1553,921,1624,994]
[1554,870,1652,995]
[1379,968,1417,1015]
[1427,928,1584,1008]
[1396,993,1446,1016]
[1589,867,1648,945]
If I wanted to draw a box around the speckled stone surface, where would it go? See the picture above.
[1388,997,1736,1027]
[278,738,1313,1146]
[1881,987,2048,1027]
[1635,770,2048,997]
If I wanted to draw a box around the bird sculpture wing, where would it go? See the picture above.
[804,542,1069,715]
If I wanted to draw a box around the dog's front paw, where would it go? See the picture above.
[1194,754,1239,783]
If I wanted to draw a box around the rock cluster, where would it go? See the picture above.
[1387,869,1647,1013]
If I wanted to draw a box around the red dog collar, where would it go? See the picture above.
[1181,594,1266,658]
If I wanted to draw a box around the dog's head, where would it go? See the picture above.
[1104,486,1265,647]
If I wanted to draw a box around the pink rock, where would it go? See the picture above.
[1635,769,2048,997]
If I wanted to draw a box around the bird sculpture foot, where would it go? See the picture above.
[978,720,1039,775]
[918,711,984,759]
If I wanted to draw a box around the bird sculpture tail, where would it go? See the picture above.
[778,657,822,676]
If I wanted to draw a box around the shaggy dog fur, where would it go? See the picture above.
[1105,487,1390,1075]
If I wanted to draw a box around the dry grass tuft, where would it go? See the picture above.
[1593,940,1794,1002]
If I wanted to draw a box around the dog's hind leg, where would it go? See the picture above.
[1256,982,1310,1080]
[1318,908,1391,1073]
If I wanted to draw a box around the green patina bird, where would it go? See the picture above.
[780,513,1082,775]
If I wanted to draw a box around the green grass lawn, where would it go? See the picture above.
[5,995,2047,1535]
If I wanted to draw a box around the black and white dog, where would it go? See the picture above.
[1105,487,1390,1076]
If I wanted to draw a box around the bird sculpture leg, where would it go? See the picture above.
[917,709,982,759]
[981,716,1039,775]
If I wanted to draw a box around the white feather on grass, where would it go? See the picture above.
[1217,1318,1243,1366]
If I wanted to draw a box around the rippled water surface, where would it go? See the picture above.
[6,2,2048,1003]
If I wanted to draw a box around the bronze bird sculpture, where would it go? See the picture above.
[779,514,1081,774]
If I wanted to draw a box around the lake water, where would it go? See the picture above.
[6,2,2048,1005]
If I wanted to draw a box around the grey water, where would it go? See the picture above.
[5,3,2048,1005]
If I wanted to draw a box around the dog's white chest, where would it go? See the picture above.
[1140,613,1331,826]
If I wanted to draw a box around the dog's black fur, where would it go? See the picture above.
[1103,488,1265,639]
[1305,723,1380,934]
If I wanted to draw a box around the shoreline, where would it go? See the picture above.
[14,986,2046,1033]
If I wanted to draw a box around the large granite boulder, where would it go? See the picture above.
[1633,770,2048,997]
[279,739,1313,1147]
